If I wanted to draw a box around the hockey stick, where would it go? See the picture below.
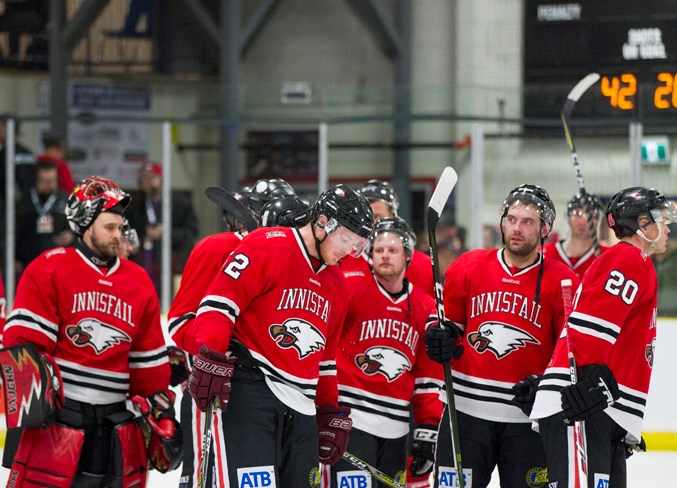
[198,398,218,488]
[561,278,588,487]
[426,166,464,488]
[561,73,602,256]
[342,451,405,488]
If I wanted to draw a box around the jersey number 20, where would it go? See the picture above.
[604,270,638,305]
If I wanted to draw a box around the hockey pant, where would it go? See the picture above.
[434,409,548,488]
[325,427,408,488]
[4,398,148,487]
[539,412,627,488]
[221,363,319,487]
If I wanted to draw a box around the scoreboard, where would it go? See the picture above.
[524,1,677,121]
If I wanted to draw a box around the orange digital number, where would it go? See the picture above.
[654,72,676,109]
[601,74,636,110]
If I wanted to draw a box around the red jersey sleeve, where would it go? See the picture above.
[0,276,6,336]
[411,309,444,425]
[315,277,348,407]
[4,255,61,354]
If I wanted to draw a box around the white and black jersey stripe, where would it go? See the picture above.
[441,370,530,423]
[167,311,196,337]
[55,357,129,404]
[5,308,59,343]
[568,311,620,344]
[248,348,319,415]
[129,345,170,369]
[197,295,239,323]
[339,384,412,438]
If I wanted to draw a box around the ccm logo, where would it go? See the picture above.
[193,357,233,377]
[329,418,353,430]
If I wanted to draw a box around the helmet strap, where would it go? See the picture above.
[635,221,664,251]
[312,222,329,266]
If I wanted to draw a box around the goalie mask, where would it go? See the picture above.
[66,176,131,236]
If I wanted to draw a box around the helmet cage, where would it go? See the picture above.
[369,217,416,263]
[500,184,556,236]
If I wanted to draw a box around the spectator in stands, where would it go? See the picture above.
[37,131,75,193]
[15,161,72,272]
[126,161,198,294]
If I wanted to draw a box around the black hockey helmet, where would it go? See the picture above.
[358,179,399,216]
[369,216,416,264]
[606,187,676,238]
[259,196,312,228]
[500,184,556,235]
[567,191,604,217]
[312,184,374,239]
[66,176,131,236]
[247,179,297,216]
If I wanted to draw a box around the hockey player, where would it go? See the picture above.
[531,187,676,488]
[425,184,579,488]
[342,180,434,295]
[118,218,141,259]
[0,176,173,486]
[328,217,444,487]
[0,275,5,335]
[185,185,373,486]
[543,191,608,280]
[168,180,309,488]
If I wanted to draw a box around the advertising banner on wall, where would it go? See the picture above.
[67,84,151,186]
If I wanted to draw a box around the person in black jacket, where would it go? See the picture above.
[15,161,72,272]
[125,161,198,294]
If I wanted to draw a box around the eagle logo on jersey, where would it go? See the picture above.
[269,319,326,358]
[467,321,539,359]
[646,337,655,368]
[66,319,131,354]
[355,346,412,382]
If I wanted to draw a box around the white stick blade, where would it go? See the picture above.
[567,73,600,102]
[429,166,458,216]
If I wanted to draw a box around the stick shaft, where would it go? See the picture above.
[341,451,405,488]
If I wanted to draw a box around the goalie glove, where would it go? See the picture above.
[132,389,183,473]
[560,364,620,424]
[410,424,438,477]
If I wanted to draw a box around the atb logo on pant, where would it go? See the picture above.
[237,465,276,487]
[594,473,610,488]
[437,467,472,487]
[337,470,371,488]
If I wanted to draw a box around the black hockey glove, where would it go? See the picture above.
[424,321,463,364]
[167,346,190,387]
[410,424,438,477]
[560,364,620,424]
[625,436,647,459]
[511,374,542,416]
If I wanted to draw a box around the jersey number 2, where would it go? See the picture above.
[224,253,250,279]
[604,270,638,305]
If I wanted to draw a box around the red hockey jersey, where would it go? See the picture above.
[0,275,5,336]
[443,248,579,422]
[337,274,444,438]
[193,226,348,415]
[543,239,608,280]
[168,231,244,355]
[340,249,435,298]
[3,247,170,404]
[531,243,657,443]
